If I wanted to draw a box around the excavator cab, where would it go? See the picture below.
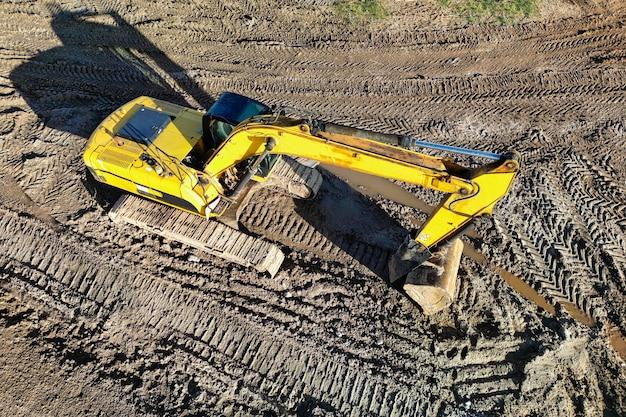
[202,92,271,149]
[200,92,279,180]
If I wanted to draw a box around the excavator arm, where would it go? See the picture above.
[204,115,519,313]
[204,115,519,311]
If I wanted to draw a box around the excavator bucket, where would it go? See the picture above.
[396,238,464,315]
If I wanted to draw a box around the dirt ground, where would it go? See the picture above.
[1,0,626,415]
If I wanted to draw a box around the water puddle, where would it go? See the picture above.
[462,243,557,315]
[559,301,596,327]
[0,174,62,231]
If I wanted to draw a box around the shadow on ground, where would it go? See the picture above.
[10,3,212,137]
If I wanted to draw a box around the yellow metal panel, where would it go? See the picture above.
[152,107,204,160]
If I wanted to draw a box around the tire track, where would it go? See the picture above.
[0,199,557,414]
[492,144,626,331]
[0,208,435,415]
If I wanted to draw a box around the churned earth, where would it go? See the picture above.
[1,0,626,416]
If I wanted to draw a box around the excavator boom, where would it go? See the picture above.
[211,115,519,248]
[84,93,520,314]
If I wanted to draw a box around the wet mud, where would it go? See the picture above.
[1,0,626,416]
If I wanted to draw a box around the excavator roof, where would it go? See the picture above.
[206,92,270,125]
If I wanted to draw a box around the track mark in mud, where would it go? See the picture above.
[472,217,607,331]
[0,200,562,415]
[0,207,437,415]
[2,2,626,414]
[462,220,605,333]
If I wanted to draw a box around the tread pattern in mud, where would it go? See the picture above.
[0,204,558,415]
[490,129,626,331]
[1,0,626,414]
[0,208,425,415]
[0,202,560,415]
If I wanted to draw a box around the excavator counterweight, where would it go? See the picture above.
[84,92,519,314]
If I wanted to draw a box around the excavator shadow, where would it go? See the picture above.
[9,2,212,138]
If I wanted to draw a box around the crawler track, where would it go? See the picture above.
[109,194,285,277]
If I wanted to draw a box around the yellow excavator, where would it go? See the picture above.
[84,92,519,314]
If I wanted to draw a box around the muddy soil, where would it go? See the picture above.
[1,0,626,416]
